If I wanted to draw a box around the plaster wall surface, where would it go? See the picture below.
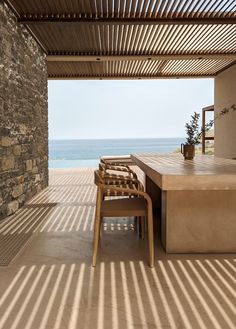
[0,3,48,219]
[214,64,236,159]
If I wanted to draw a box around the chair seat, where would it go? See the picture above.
[101,197,147,217]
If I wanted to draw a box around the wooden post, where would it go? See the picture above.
[202,109,206,154]
[202,105,214,154]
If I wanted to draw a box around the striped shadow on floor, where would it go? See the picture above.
[0,204,56,266]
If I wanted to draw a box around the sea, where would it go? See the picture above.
[49,138,185,169]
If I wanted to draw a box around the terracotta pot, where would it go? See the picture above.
[181,144,195,160]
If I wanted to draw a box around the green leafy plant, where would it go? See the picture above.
[185,112,214,145]
[185,104,236,145]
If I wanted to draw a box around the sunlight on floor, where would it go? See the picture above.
[0,168,235,329]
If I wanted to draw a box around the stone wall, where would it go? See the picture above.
[0,3,48,219]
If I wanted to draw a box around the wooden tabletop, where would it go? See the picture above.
[131,153,236,190]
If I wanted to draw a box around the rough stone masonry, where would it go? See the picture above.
[0,3,48,219]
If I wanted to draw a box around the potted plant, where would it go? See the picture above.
[181,112,213,160]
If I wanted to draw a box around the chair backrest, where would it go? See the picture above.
[98,163,106,175]
[100,156,133,166]
[94,170,103,186]
[100,161,130,174]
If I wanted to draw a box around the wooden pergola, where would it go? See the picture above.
[6,0,236,79]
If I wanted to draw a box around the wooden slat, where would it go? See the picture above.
[29,18,236,78]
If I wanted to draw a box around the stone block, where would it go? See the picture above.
[32,166,38,174]
[19,124,28,134]
[7,200,19,216]
[13,145,21,156]
[21,145,28,153]
[1,136,11,147]
[18,194,25,205]
[12,184,23,198]
[16,175,24,184]
[35,174,41,182]
[2,156,15,171]
[0,205,7,220]
[6,148,12,156]
[36,184,42,193]
[0,127,10,136]
[25,159,32,171]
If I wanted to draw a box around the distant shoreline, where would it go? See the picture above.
[48,137,186,169]
[49,137,185,141]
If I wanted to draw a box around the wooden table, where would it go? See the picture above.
[131,154,236,253]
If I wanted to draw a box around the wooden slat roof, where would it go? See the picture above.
[6,0,236,79]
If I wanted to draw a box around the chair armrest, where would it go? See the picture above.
[100,184,152,205]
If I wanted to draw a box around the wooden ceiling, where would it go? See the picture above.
[6,0,236,79]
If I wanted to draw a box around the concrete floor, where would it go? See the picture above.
[0,168,235,329]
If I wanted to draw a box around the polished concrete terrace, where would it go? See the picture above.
[0,168,235,329]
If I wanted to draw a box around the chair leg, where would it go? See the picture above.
[138,216,142,237]
[98,217,103,242]
[92,214,101,267]
[147,210,154,267]
[141,216,145,240]
[92,188,103,267]
[134,216,138,232]
[137,216,145,239]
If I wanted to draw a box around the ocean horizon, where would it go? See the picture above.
[49,137,185,168]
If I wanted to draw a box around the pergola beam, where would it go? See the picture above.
[47,54,236,62]
[48,75,215,80]
[19,15,236,26]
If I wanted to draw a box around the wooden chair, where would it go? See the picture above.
[99,163,145,239]
[99,162,138,180]
[100,155,134,166]
[92,170,154,268]
[99,162,142,192]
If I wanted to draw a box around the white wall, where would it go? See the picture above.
[214,64,236,159]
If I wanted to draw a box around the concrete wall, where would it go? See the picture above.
[214,64,236,159]
[0,3,48,219]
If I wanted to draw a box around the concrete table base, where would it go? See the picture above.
[132,154,236,254]
[161,190,236,253]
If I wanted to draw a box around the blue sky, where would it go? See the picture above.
[48,79,214,140]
